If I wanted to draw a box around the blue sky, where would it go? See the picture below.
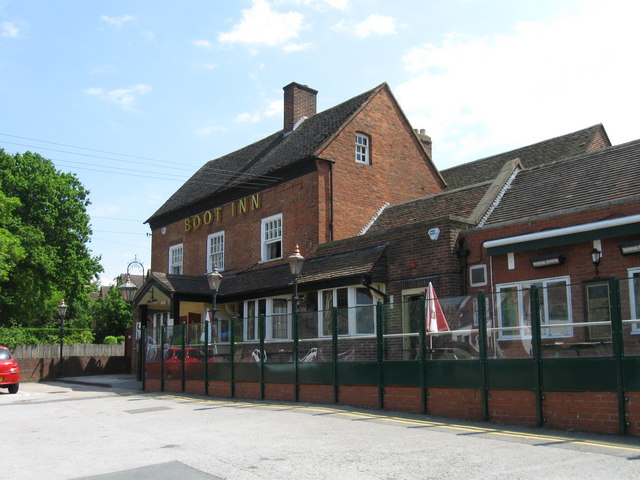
[1,0,639,286]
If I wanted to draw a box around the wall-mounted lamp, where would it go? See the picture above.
[620,240,640,255]
[530,254,564,268]
[591,248,602,278]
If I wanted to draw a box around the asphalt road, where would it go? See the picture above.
[2,376,640,479]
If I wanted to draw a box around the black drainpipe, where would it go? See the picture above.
[457,238,470,296]
[319,158,335,242]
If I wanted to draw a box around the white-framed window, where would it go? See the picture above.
[318,286,376,336]
[168,244,183,274]
[629,267,640,334]
[244,297,291,341]
[496,276,572,339]
[355,132,370,164]
[261,214,282,262]
[470,264,487,287]
[207,231,225,271]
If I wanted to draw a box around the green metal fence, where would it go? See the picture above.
[142,275,640,433]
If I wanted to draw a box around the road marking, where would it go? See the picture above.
[152,393,640,455]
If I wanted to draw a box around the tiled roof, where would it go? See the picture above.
[147,85,383,226]
[484,139,640,226]
[144,244,388,300]
[441,125,606,190]
[366,182,492,233]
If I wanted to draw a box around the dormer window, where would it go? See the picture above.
[355,133,370,164]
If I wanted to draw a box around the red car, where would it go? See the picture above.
[0,346,20,394]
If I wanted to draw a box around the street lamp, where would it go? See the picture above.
[288,245,304,402]
[288,244,305,301]
[57,300,67,377]
[206,266,223,321]
[118,257,145,302]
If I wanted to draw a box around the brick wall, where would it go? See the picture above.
[17,356,126,382]
[427,387,483,420]
[317,86,444,241]
[151,173,322,275]
[464,201,640,294]
[543,391,619,433]
[488,390,537,426]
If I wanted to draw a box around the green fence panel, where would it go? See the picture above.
[487,359,535,390]
[337,362,378,385]
[234,362,260,382]
[426,360,482,388]
[299,362,334,384]
[542,358,617,391]
[264,363,294,383]
[382,361,421,387]
[623,357,640,391]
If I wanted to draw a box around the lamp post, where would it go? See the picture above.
[288,244,304,402]
[206,265,223,326]
[591,248,602,278]
[57,300,67,377]
[118,257,145,302]
[118,257,145,382]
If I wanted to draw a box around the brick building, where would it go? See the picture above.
[137,82,444,347]
[131,81,640,435]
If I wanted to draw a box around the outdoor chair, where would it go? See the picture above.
[299,347,318,362]
[337,349,354,361]
[251,348,267,362]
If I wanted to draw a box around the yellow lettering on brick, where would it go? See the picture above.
[193,215,202,229]
[239,198,247,214]
[203,210,213,225]
[251,194,260,210]
[184,218,191,232]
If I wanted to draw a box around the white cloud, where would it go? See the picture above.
[84,84,152,110]
[100,14,135,28]
[193,39,213,49]
[234,111,262,123]
[195,124,229,135]
[322,0,349,10]
[396,1,640,168]
[1,21,19,38]
[355,14,396,38]
[283,42,311,52]
[201,63,218,70]
[218,0,305,49]
[234,97,282,123]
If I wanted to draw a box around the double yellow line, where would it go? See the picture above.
[158,394,640,454]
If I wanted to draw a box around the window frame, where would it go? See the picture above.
[243,296,292,341]
[168,244,183,275]
[317,285,376,337]
[469,264,487,287]
[207,231,225,272]
[496,276,572,340]
[355,132,370,165]
[261,214,283,263]
[629,267,640,334]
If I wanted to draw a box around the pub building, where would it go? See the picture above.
[129,81,640,434]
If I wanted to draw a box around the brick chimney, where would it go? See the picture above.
[414,128,432,159]
[283,82,318,133]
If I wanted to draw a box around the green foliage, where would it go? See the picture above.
[103,336,118,345]
[116,335,125,344]
[0,326,94,350]
[0,191,26,282]
[93,286,132,342]
[0,149,103,327]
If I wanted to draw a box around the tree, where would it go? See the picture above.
[93,286,132,342]
[0,190,26,283]
[0,149,103,327]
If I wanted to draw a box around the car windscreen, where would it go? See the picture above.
[0,350,12,360]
